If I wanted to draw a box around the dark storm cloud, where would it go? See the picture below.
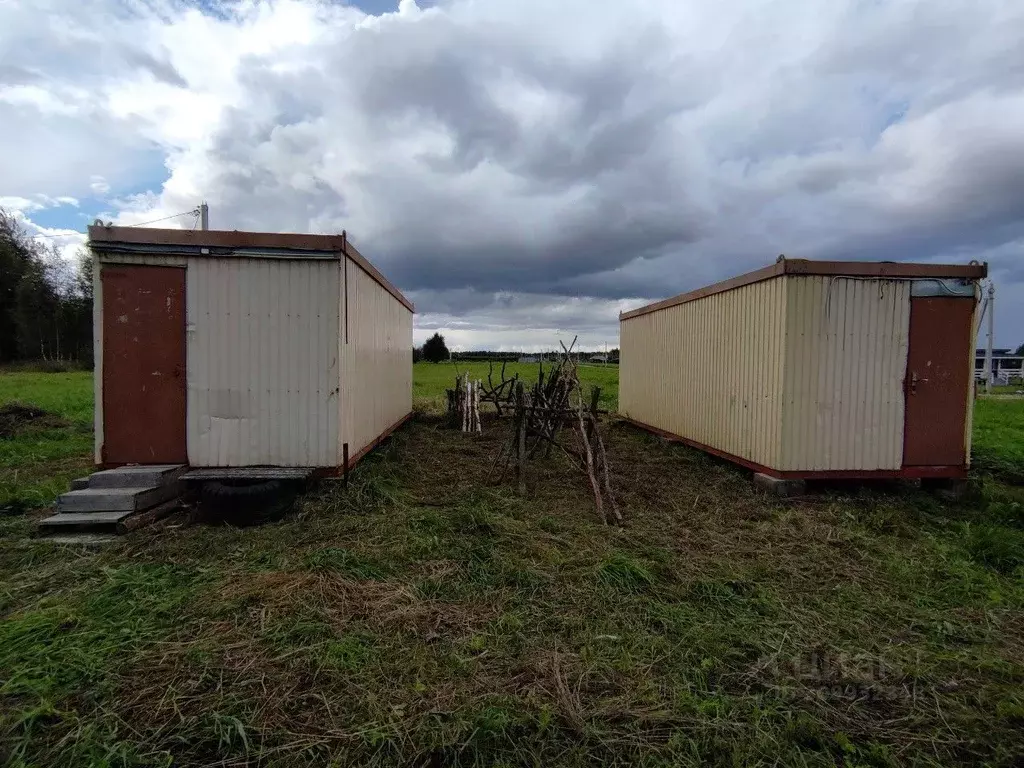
[181,0,1024,317]
[4,0,1024,346]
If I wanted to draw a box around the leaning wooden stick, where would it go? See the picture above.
[575,393,605,523]
[515,381,527,494]
[595,430,622,523]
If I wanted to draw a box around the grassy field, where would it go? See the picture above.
[414,361,620,412]
[1,366,1023,766]
[972,397,1024,482]
[0,371,93,513]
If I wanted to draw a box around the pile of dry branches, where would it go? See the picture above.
[480,360,520,416]
[490,338,621,524]
[447,361,522,430]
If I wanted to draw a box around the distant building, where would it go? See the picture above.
[519,354,541,364]
[975,348,1023,381]
[590,354,609,363]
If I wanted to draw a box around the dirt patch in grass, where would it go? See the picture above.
[0,402,68,439]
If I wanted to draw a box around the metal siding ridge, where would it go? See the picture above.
[762,281,771,466]
[801,279,815,470]
[238,258,250,463]
[286,261,299,466]
[850,280,864,469]
[835,278,850,470]
[217,258,230,466]
[307,262,318,465]
[867,281,882,468]
[261,260,274,464]
[747,284,757,460]
[817,277,832,472]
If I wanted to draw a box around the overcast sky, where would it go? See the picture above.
[3,0,1023,351]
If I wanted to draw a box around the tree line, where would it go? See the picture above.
[0,209,93,367]
[414,333,619,363]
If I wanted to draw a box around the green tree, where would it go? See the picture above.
[0,211,32,362]
[421,332,449,363]
[0,207,95,365]
[14,256,60,360]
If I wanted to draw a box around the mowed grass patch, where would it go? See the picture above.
[2,365,1024,764]
[3,407,1022,766]
[0,370,93,515]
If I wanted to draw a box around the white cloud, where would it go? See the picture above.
[2,0,1024,346]
[89,176,111,196]
[0,194,79,211]
[2,207,88,262]
[0,196,43,213]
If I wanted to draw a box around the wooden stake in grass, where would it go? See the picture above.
[576,392,605,524]
[448,373,485,433]
[474,379,482,433]
[515,380,527,494]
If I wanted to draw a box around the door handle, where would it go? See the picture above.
[909,371,928,394]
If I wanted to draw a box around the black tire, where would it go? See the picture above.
[201,479,296,524]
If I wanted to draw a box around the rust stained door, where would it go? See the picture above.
[101,266,187,464]
[902,297,974,467]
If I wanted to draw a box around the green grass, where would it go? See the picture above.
[1,367,1023,765]
[0,371,93,422]
[414,360,619,412]
[972,397,1024,481]
[0,371,93,513]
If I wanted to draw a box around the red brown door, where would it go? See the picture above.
[903,297,974,467]
[101,266,187,464]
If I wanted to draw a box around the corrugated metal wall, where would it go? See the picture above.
[340,257,413,458]
[186,258,341,467]
[780,276,910,471]
[620,278,788,468]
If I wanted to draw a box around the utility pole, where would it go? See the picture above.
[985,282,995,395]
[199,202,209,230]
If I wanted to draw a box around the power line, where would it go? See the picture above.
[29,208,200,239]
[125,209,200,227]
[30,229,84,239]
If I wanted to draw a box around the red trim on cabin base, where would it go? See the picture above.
[316,411,416,478]
[619,416,968,481]
[347,410,415,470]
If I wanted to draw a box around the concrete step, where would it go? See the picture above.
[87,464,186,489]
[56,483,180,514]
[70,477,91,491]
[38,510,134,532]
